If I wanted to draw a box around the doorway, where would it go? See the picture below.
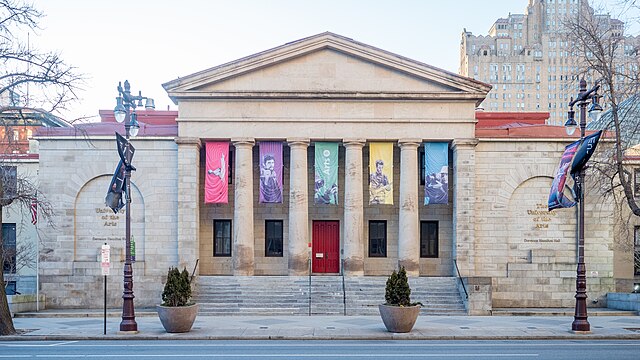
[312,221,340,273]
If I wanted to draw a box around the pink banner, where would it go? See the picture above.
[205,142,229,204]
[259,141,283,203]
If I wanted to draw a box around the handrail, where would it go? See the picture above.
[341,259,346,316]
[453,259,469,299]
[308,257,312,316]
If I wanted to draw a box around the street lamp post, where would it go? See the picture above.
[564,78,603,333]
[113,80,154,333]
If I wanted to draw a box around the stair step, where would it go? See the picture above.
[192,276,466,316]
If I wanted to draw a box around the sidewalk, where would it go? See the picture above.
[2,308,640,341]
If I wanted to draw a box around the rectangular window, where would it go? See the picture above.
[2,223,16,273]
[420,221,439,258]
[0,166,17,199]
[368,221,387,257]
[213,220,232,257]
[635,169,640,197]
[265,220,283,257]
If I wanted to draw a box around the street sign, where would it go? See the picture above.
[101,244,110,276]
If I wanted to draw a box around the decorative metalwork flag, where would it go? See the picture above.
[205,142,229,204]
[314,142,339,205]
[548,140,579,211]
[424,142,449,205]
[259,141,283,203]
[369,142,393,205]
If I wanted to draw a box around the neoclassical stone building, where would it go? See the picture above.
[33,33,633,311]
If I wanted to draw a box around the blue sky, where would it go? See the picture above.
[30,0,626,121]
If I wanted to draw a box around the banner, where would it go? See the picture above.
[205,142,229,204]
[571,130,603,175]
[369,142,393,205]
[259,141,283,203]
[424,143,449,205]
[548,140,579,211]
[314,142,339,205]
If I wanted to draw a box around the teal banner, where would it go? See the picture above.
[424,142,449,205]
[314,142,339,205]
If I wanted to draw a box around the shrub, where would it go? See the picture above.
[161,267,192,307]
[384,266,421,307]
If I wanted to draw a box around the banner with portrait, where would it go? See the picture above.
[548,140,579,211]
[424,142,449,205]
[259,141,284,203]
[369,142,393,205]
[204,142,229,204]
[314,142,339,205]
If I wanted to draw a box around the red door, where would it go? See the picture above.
[312,221,340,273]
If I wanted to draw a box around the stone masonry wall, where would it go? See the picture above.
[37,136,178,309]
[475,140,615,308]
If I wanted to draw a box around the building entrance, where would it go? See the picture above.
[312,221,340,273]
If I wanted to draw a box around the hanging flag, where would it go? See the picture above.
[369,142,393,205]
[314,142,339,205]
[259,141,283,203]
[571,130,603,175]
[424,142,449,205]
[105,160,126,213]
[30,192,37,225]
[548,140,580,211]
[205,142,230,204]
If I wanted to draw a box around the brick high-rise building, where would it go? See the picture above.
[460,0,638,125]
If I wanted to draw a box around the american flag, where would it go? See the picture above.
[30,193,37,225]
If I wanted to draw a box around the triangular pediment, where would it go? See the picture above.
[163,32,490,103]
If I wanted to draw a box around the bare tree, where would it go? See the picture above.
[0,0,82,336]
[562,2,640,277]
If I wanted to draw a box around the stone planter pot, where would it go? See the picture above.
[378,304,420,333]
[157,303,199,333]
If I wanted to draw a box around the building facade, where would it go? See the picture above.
[459,0,639,125]
[33,33,634,311]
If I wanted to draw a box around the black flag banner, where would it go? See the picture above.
[571,130,602,175]
[105,160,126,213]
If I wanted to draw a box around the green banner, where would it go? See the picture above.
[314,142,339,205]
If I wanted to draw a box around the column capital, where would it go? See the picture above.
[452,138,479,149]
[287,138,310,148]
[175,137,202,148]
[398,138,422,149]
[343,138,366,148]
[231,137,255,148]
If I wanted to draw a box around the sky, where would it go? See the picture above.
[27,0,628,122]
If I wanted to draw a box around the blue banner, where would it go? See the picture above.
[424,143,449,205]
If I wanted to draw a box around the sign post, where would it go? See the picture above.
[101,243,110,335]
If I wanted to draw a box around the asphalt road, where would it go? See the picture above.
[1,340,640,359]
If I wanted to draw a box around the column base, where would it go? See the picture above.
[398,259,420,276]
[343,258,364,276]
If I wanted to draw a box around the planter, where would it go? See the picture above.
[157,303,199,333]
[378,304,420,333]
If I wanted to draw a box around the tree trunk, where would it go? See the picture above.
[0,205,17,335]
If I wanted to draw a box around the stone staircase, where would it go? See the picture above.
[192,276,466,316]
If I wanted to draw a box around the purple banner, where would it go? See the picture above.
[259,141,283,203]
[548,140,579,211]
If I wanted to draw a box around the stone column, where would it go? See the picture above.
[175,137,201,272]
[452,138,478,277]
[287,138,310,275]
[232,138,255,276]
[343,139,366,276]
[398,139,421,276]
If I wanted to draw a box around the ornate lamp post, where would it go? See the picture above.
[113,80,154,332]
[564,78,602,332]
